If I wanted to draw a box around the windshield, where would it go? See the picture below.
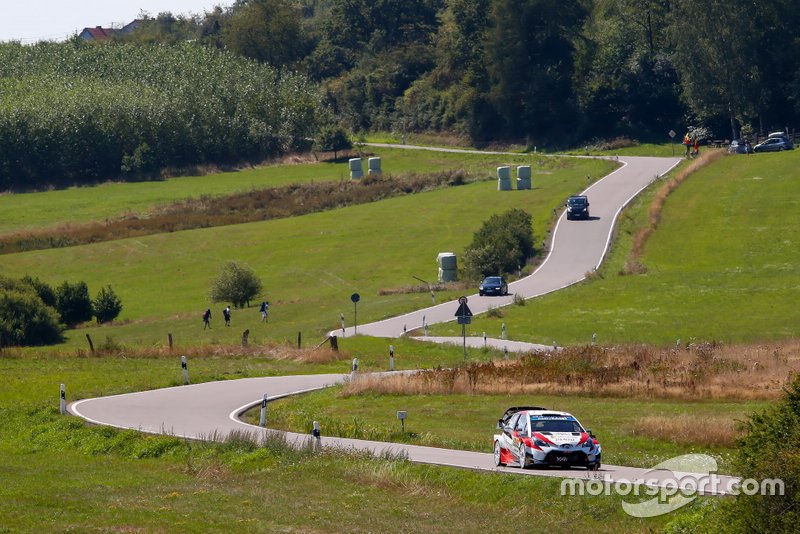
[568,197,586,206]
[530,417,583,433]
[483,277,502,284]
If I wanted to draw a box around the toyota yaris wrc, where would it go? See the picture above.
[493,407,601,470]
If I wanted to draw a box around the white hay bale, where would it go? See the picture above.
[438,267,457,283]
[349,158,363,172]
[437,252,457,270]
[350,169,364,179]
[368,157,382,172]
[497,166,512,191]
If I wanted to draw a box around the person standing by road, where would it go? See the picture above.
[203,308,212,329]
[683,131,692,157]
[693,135,700,157]
[223,306,231,327]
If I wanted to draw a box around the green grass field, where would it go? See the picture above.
[0,146,562,234]
[1,155,615,350]
[3,145,796,531]
[248,385,762,473]
[431,150,800,345]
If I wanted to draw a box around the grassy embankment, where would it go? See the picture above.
[431,149,800,345]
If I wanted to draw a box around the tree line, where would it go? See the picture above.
[117,0,800,145]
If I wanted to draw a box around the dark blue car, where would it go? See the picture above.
[479,276,508,296]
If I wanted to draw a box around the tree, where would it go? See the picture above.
[93,285,123,324]
[55,281,93,327]
[222,0,308,68]
[315,126,352,160]
[485,0,587,141]
[714,376,800,531]
[210,261,263,309]
[669,1,760,140]
[463,208,535,279]
[0,287,63,346]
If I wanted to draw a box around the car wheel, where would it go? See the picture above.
[493,441,504,467]
[518,443,527,469]
[479,291,484,296]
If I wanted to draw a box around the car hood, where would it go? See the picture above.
[536,432,587,447]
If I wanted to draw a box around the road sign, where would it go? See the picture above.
[351,293,360,303]
[455,301,473,318]
[458,295,468,305]
[669,129,676,138]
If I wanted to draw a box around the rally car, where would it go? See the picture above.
[493,406,601,470]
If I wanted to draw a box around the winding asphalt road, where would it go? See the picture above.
[69,152,741,494]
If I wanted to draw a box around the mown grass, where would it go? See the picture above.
[1,156,614,350]
[431,150,800,345]
[0,347,692,532]
[250,384,764,473]
[0,146,567,235]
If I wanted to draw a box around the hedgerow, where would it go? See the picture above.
[0,40,322,190]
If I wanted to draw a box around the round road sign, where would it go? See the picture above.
[351,293,361,303]
[458,296,468,304]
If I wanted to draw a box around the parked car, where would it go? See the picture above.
[728,139,752,154]
[478,276,508,296]
[754,135,794,152]
[566,195,590,220]
[493,406,602,470]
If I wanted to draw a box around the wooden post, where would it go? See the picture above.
[242,329,250,347]
[297,332,302,349]
[330,335,338,352]
[168,333,173,349]
[85,334,94,353]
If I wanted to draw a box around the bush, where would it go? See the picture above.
[462,208,535,279]
[210,261,263,309]
[314,125,352,160]
[93,285,123,324]
[715,376,800,531]
[0,286,63,346]
[20,275,56,307]
[55,281,93,327]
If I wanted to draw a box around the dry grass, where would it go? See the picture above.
[621,149,724,275]
[631,415,743,448]
[0,170,473,255]
[0,340,344,364]
[341,340,800,401]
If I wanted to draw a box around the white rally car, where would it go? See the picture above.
[493,406,601,470]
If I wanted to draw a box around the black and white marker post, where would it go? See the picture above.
[312,420,321,451]
[351,358,358,380]
[389,345,395,371]
[259,394,268,427]
[60,383,66,415]
[181,356,189,385]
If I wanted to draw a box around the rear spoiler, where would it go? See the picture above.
[498,406,548,428]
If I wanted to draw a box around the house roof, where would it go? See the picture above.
[80,26,115,41]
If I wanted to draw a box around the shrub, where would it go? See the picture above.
[210,261,263,309]
[462,208,535,279]
[20,275,56,307]
[93,285,123,324]
[315,125,352,160]
[55,281,93,327]
[716,376,800,531]
[0,286,63,346]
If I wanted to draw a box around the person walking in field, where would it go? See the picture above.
[223,306,231,327]
[260,301,267,322]
[203,308,212,329]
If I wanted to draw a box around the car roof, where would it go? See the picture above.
[568,195,587,200]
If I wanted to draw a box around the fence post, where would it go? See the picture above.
[181,356,189,385]
[85,334,94,353]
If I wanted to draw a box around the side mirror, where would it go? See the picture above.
[586,429,595,438]
[497,420,503,430]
